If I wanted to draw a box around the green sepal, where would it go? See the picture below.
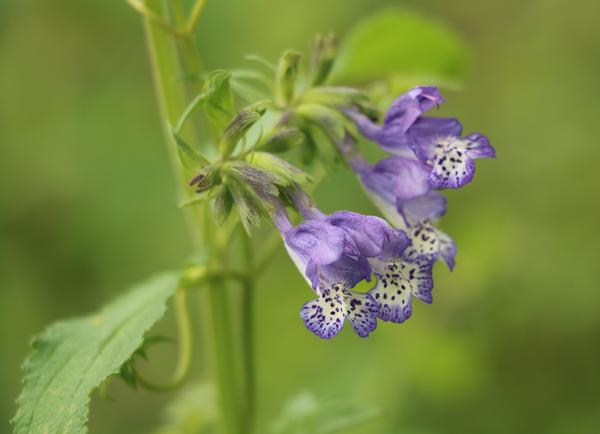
[189,164,220,193]
[257,128,304,153]
[309,34,339,86]
[225,176,269,234]
[224,161,283,197]
[171,127,210,171]
[247,152,313,186]
[219,100,270,157]
[212,184,234,225]
[275,50,302,106]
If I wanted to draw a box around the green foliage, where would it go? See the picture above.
[271,391,381,434]
[13,272,180,434]
[333,8,469,88]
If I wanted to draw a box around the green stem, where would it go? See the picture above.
[135,288,192,391]
[240,232,256,431]
[142,2,243,434]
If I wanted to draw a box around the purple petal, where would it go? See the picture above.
[346,291,379,337]
[360,157,432,205]
[370,256,435,319]
[398,191,447,226]
[464,133,496,159]
[300,282,379,339]
[408,117,463,162]
[344,109,381,142]
[285,220,346,266]
[429,148,476,189]
[300,291,346,340]
[318,256,368,289]
[402,223,440,263]
[436,229,457,271]
[384,86,444,133]
[326,211,396,258]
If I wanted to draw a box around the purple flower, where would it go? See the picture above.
[347,86,495,190]
[368,245,435,324]
[273,196,410,339]
[335,138,457,271]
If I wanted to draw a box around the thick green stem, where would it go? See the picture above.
[240,232,256,431]
[142,2,244,434]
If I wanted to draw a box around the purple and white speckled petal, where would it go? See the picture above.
[300,282,379,339]
[428,139,476,189]
[436,228,457,271]
[369,256,435,323]
[464,133,496,159]
[300,288,347,339]
[346,291,379,337]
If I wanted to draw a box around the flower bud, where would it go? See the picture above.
[275,50,302,106]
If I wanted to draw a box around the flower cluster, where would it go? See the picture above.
[270,86,495,339]
[182,39,494,339]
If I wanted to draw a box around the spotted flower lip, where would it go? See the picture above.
[347,86,496,190]
[333,136,457,270]
[272,196,411,339]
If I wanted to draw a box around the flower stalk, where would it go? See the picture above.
[141,2,246,434]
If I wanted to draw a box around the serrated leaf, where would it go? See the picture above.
[333,8,469,87]
[14,272,180,434]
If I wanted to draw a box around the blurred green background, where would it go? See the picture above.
[2,0,600,433]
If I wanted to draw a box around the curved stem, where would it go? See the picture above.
[135,288,192,392]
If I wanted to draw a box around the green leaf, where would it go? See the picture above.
[14,272,180,434]
[333,8,469,88]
